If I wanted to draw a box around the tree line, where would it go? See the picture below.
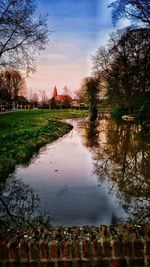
[77,0,150,121]
[0,0,48,111]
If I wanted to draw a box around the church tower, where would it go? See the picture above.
[53,86,57,98]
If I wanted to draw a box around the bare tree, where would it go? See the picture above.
[0,69,26,109]
[109,0,150,26]
[0,177,51,228]
[63,85,72,96]
[39,90,48,103]
[92,27,150,114]
[32,92,39,102]
[0,0,49,72]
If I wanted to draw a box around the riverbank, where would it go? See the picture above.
[0,109,89,181]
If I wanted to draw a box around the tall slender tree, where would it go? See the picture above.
[80,77,99,120]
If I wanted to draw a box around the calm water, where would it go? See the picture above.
[2,117,150,226]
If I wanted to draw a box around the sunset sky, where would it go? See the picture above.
[26,0,129,98]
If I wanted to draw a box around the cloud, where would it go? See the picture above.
[26,57,89,97]
[27,0,129,97]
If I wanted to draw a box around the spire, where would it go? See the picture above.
[53,86,57,98]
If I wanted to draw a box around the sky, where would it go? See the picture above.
[26,0,129,98]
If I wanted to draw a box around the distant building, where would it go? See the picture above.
[49,86,73,108]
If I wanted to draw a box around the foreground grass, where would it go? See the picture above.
[0,109,89,180]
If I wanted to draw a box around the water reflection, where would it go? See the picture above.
[0,176,51,228]
[2,117,149,227]
[83,119,150,223]
[4,118,126,226]
[84,119,99,148]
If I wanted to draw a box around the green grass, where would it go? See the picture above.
[0,109,89,180]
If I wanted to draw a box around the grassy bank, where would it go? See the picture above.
[0,109,89,180]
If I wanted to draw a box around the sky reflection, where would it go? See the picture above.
[13,118,126,226]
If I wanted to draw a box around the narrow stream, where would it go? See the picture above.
[8,118,127,226]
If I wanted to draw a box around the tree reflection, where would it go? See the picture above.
[0,176,51,228]
[84,118,150,223]
[84,119,99,148]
